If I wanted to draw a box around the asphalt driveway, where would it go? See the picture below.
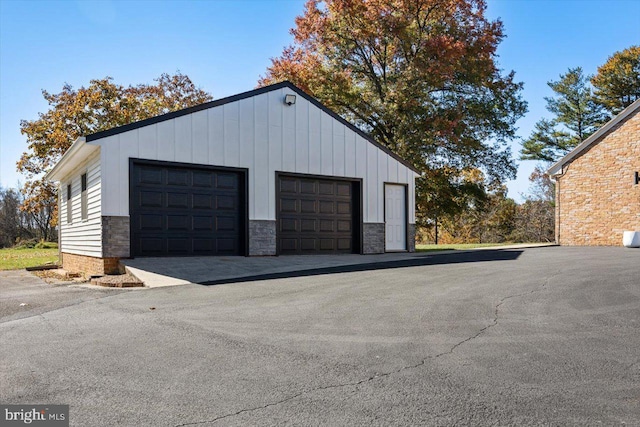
[1,246,638,426]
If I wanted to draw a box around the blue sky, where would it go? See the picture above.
[1,0,638,201]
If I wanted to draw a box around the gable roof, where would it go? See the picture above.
[547,99,640,177]
[85,81,420,174]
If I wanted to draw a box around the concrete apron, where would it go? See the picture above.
[121,243,554,288]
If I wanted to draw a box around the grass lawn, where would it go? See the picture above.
[415,243,514,252]
[0,248,59,271]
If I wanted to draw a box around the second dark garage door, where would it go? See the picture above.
[277,174,361,254]
[130,161,246,257]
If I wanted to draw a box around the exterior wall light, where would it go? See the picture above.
[284,94,296,106]
[635,171,639,185]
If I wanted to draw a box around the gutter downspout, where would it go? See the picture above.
[551,163,571,245]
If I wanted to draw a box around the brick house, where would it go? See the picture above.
[547,99,640,246]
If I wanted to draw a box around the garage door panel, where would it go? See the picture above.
[168,169,189,186]
[300,239,317,251]
[280,238,298,251]
[138,214,163,230]
[193,239,214,252]
[300,219,316,232]
[139,168,162,184]
[193,216,214,231]
[216,195,235,210]
[300,199,317,213]
[318,182,334,195]
[280,178,298,193]
[281,218,298,232]
[319,220,334,232]
[337,220,351,232]
[140,238,163,253]
[300,180,316,194]
[337,201,351,214]
[131,162,244,257]
[193,171,213,187]
[277,175,358,255]
[167,215,189,230]
[140,191,163,208]
[319,201,334,214]
[280,199,297,213]
[167,238,189,253]
[216,239,237,253]
[193,194,213,209]
[216,216,237,232]
[319,239,335,250]
[336,183,351,196]
[217,174,238,189]
[167,192,188,208]
[337,238,352,250]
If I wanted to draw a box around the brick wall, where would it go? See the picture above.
[62,252,121,277]
[556,109,640,246]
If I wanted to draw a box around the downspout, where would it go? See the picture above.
[556,177,560,245]
[552,163,570,245]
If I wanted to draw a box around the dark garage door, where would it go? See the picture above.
[277,174,360,254]
[130,161,246,257]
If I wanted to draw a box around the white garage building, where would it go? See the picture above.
[45,81,419,275]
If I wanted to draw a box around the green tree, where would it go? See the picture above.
[521,67,607,162]
[17,72,212,224]
[591,45,640,114]
[512,166,555,243]
[260,0,527,232]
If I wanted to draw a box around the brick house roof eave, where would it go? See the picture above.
[547,99,640,178]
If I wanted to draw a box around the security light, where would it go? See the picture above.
[284,94,296,105]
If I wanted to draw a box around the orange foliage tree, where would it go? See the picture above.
[260,0,527,233]
[17,72,212,239]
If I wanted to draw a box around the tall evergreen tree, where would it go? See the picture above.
[521,67,606,162]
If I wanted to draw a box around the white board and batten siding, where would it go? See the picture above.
[94,88,417,224]
[59,153,102,257]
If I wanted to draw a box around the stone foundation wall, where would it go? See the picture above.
[363,223,385,254]
[249,220,276,256]
[408,223,416,252]
[62,252,121,277]
[102,216,130,258]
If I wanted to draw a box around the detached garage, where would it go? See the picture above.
[45,81,419,275]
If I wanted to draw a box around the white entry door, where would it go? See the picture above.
[385,184,407,251]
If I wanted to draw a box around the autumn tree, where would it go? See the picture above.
[512,167,555,243]
[521,67,607,162]
[260,0,527,233]
[17,72,212,230]
[591,45,640,114]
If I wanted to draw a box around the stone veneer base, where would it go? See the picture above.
[249,220,277,256]
[363,223,385,254]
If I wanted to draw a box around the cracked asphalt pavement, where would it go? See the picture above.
[1,246,639,426]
